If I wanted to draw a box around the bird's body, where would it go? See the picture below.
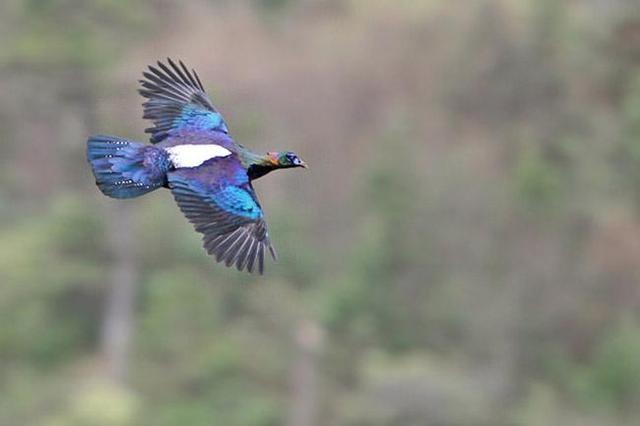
[87,59,306,274]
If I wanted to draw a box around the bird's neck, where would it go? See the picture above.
[239,147,279,181]
[247,163,277,180]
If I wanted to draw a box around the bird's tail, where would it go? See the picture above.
[87,135,170,199]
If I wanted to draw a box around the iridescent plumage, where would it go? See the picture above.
[87,59,306,274]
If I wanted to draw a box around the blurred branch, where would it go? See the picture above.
[101,203,137,384]
[288,319,324,426]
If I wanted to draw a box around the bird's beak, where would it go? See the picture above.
[299,160,308,169]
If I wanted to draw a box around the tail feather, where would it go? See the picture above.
[87,135,169,199]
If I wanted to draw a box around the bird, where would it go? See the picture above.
[87,58,307,274]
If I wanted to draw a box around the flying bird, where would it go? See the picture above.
[87,58,307,274]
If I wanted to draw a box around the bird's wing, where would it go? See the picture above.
[167,155,277,274]
[139,58,229,144]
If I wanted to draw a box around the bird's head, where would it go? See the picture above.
[267,151,308,169]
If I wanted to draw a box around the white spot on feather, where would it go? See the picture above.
[166,144,232,168]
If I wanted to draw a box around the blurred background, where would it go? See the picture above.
[2,0,640,425]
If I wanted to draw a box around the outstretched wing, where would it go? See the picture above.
[139,58,229,143]
[168,155,277,274]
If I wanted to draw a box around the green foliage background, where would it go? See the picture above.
[2,0,640,424]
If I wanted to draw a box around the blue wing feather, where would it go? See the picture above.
[214,186,263,220]
[173,104,228,135]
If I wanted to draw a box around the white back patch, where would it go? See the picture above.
[166,144,232,168]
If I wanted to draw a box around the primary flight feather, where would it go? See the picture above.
[87,58,307,274]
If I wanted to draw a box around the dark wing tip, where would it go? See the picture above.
[268,244,278,261]
[200,227,271,275]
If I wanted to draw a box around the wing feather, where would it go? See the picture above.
[139,58,229,143]
[168,156,276,274]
